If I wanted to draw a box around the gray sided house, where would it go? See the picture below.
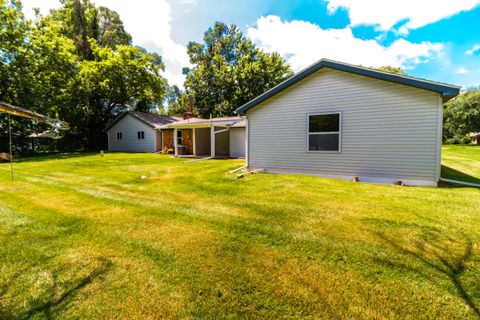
[105,111,181,152]
[236,59,461,187]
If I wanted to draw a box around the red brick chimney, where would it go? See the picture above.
[183,95,196,119]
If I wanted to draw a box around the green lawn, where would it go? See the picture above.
[0,149,479,319]
[442,145,480,184]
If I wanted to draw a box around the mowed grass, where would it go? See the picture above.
[442,145,480,184]
[0,150,479,319]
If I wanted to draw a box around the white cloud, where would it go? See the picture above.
[21,0,190,88]
[466,44,480,55]
[180,0,198,6]
[457,67,469,74]
[326,0,480,33]
[247,16,443,72]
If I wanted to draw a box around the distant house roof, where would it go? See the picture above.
[104,111,182,131]
[162,116,246,128]
[236,58,462,115]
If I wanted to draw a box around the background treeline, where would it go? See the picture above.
[0,0,292,153]
[444,89,480,144]
[1,0,167,151]
[1,0,478,154]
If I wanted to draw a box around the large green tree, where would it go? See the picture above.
[0,0,78,152]
[50,0,131,60]
[164,85,189,116]
[1,0,168,152]
[444,89,480,142]
[68,43,167,148]
[185,22,292,117]
[0,0,30,104]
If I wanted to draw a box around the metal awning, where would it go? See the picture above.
[0,102,68,129]
[1,102,69,181]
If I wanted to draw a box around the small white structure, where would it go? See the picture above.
[105,111,180,152]
[236,59,461,186]
[161,117,246,158]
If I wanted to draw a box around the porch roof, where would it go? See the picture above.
[160,116,246,129]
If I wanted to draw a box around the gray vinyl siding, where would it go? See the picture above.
[247,68,442,183]
[107,114,156,152]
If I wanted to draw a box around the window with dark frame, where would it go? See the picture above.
[308,113,341,152]
[116,132,122,140]
[177,130,183,145]
[137,131,145,139]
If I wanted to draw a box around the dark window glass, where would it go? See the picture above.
[308,134,339,151]
[117,132,122,140]
[309,114,339,132]
[177,130,182,145]
[137,131,145,139]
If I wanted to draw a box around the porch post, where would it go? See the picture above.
[161,130,164,152]
[174,128,178,157]
[193,128,196,156]
[210,125,215,158]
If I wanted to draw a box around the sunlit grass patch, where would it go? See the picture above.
[0,150,479,319]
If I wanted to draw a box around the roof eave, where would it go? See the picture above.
[165,121,238,129]
[104,111,157,131]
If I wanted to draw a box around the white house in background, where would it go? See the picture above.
[105,111,247,158]
[105,111,181,152]
[236,59,461,186]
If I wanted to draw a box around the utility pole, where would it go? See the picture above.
[8,114,13,181]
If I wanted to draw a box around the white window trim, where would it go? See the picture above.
[306,111,342,153]
[137,131,145,140]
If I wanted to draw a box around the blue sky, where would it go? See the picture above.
[23,0,480,88]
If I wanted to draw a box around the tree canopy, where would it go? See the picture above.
[184,22,293,118]
[444,89,480,143]
[377,66,405,75]
[0,0,167,151]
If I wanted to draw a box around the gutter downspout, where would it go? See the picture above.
[245,117,249,167]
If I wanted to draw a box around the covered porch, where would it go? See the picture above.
[160,117,245,159]
[173,124,231,158]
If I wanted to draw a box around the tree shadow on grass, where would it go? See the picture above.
[374,228,479,317]
[14,152,97,163]
[2,257,113,320]
[441,165,480,186]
